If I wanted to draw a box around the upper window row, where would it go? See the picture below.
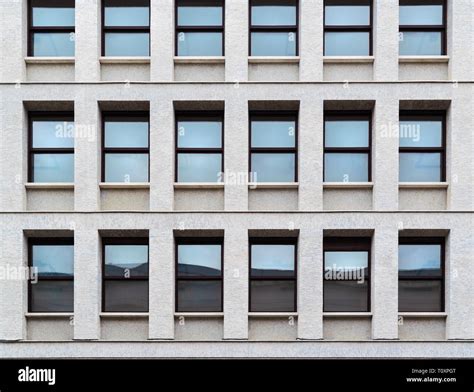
[29,0,447,57]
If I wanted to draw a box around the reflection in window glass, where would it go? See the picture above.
[251,0,297,26]
[33,153,74,183]
[105,153,149,182]
[177,0,223,26]
[325,5,370,26]
[325,121,369,148]
[33,245,74,276]
[33,7,75,27]
[324,153,368,182]
[105,245,149,277]
[33,33,75,57]
[251,32,296,56]
[399,244,441,277]
[399,5,443,26]
[399,120,442,148]
[399,153,441,182]
[104,7,150,27]
[177,121,222,148]
[399,32,442,55]
[178,245,222,277]
[251,245,295,277]
[324,32,370,56]
[177,153,222,182]
[105,33,150,56]
[177,32,223,56]
[33,121,74,148]
[251,121,296,148]
[105,121,149,148]
[251,153,295,182]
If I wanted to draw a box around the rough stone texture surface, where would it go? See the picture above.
[398,318,446,341]
[174,189,224,211]
[27,190,74,211]
[324,318,372,341]
[323,189,373,211]
[399,189,446,211]
[101,189,150,211]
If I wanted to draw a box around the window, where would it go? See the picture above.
[324,0,372,56]
[324,112,371,182]
[175,112,224,182]
[399,238,444,312]
[102,0,150,56]
[249,239,297,312]
[176,239,223,312]
[176,0,224,56]
[399,0,446,56]
[399,111,445,182]
[102,238,149,312]
[28,0,75,57]
[29,112,74,183]
[250,112,297,182]
[102,113,149,183]
[29,238,74,312]
[249,0,298,56]
[323,238,370,312]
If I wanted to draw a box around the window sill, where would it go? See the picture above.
[323,312,372,318]
[100,312,149,318]
[99,182,150,189]
[399,182,448,189]
[174,312,224,318]
[99,56,151,64]
[25,182,74,190]
[399,312,447,318]
[25,56,75,64]
[323,182,374,189]
[173,56,225,64]
[248,312,297,317]
[25,313,73,318]
[174,182,224,189]
[248,56,300,64]
[399,55,449,64]
[323,56,374,64]
[248,182,299,189]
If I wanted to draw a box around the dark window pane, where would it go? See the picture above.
[251,153,295,182]
[399,32,442,56]
[399,5,443,26]
[104,281,148,312]
[105,153,149,182]
[104,121,149,148]
[177,280,222,312]
[105,245,149,277]
[177,0,223,26]
[398,280,442,312]
[32,245,74,277]
[32,120,74,148]
[177,121,222,148]
[324,251,368,278]
[33,153,74,182]
[178,244,222,277]
[251,0,297,26]
[324,280,369,312]
[105,33,150,56]
[33,33,75,56]
[251,244,295,277]
[32,6,75,27]
[251,32,296,56]
[399,152,441,182]
[325,32,370,56]
[251,120,296,148]
[177,32,223,56]
[250,280,295,312]
[31,281,73,312]
[177,153,222,182]
[104,3,150,26]
[325,5,371,26]
[324,153,368,182]
[325,120,369,148]
[399,244,441,277]
[399,120,442,147]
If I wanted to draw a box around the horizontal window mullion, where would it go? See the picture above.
[399,148,444,152]
[177,26,223,32]
[250,26,297,31]
[36,277,74,281]
[177,276,223,281]
[30,26,75,32]
[104,277,149,281]
[31,148,74,153]
[104,148,149,153]
[324,26,371,31]
[324,148,370,153]
[398,276,443,281]
[250,148,296,153]
[177,148,223,153]
[103,26,150,32]
[399,26,445,31]
[250,276,296,281]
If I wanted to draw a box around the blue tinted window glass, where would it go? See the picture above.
[104,7,149,26]
[104,281,148,312]
[177,153,222,182]
[31,281,73,312]
[177,1,223,26]
[399,244,441,277]
[105,121,149,148]
[33,33,75,56]
[105,153,149,182]
[325,5,370,26]
[399,32,442,55]
[251,120,296,148]
[33,121,74,148]
[33,153,74,182]
[325,121,369,148]
[250,280,295,312]
[32,245,74,277]
[399,5,443,25]
[177,32,223,56]
[105,33,149,56]
[178,245,222,277]
[325,252,368,270]
[251,0,297,26]
[251,32,296,56]
[251,153,295,182]
[251,245,295,277]
[177,121,222,148]
[105,245,148,277]
[399,120,442,147]
[177,280,222,312]
[325,32,370,56]
[399,153,441,182]
[33,7,75,27]
[324,153,368,182]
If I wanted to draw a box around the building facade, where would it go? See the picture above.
[0,0,473,358]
